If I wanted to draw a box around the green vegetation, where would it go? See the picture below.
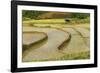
[71,13,90,19]
[22,10,90,26]
[60,51,90,60]
[22,10,90,20]
[22,10,46,19]
[22,10,90,27]
[30,51,90,62]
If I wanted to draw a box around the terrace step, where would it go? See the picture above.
[75,27,90,48]
[23,27,70,62]
[61,28,89,55]
[75,27,90,38]
[23,32,47,51]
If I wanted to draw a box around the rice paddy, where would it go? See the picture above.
[22,19,90,62]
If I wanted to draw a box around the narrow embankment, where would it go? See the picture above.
[23,27,70,62]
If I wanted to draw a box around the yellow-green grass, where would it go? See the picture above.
[31,51,90,62]
[23,23,90,30]
[22,18,90,30]
[23,19,66,25]
[60,51,90,60]
[23,18,90,25]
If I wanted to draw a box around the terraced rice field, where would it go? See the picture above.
[22,25,90,62]
[23,32,47,51]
